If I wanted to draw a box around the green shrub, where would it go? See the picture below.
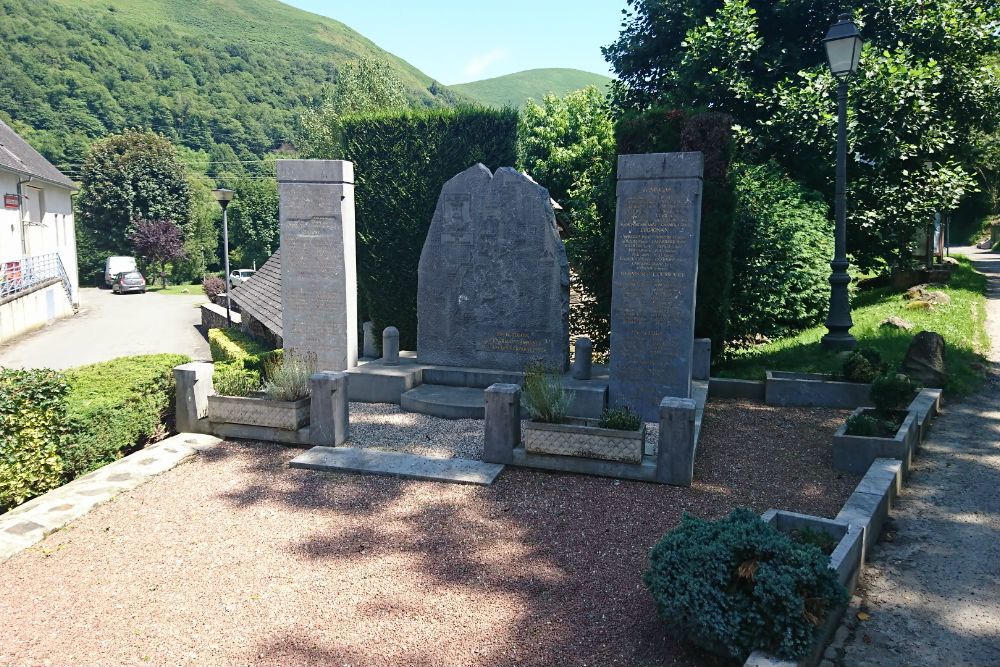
[340,106,519,349]
[262,351,316,401]
[598,404,642,431]
[522,360,570,423]
[60,354,190,480]
[644,508,847,661]
[0,369,68,512]
[844,412,880,436]
[207,327,269,363]
[242,349,283,378]
[212,364,261,397]
[870,374,919,412]
[728,161,833,340]
[842,348,887,383]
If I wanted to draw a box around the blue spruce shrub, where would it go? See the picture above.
[643,508,847,661]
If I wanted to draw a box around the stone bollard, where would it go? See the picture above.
[484,383,520,464]
[309,372,349,446]
[362,321,377,358]
[572,337,593,380]
[656,396,697,486]
[173,362,215,434]
[382,326,400,366]
[692,338,711,381]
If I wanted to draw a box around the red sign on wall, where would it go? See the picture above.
[3,194,19,209]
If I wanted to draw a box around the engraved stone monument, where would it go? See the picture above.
[609,152,703,421]
[417,164,569,372]
[278,160,358,372]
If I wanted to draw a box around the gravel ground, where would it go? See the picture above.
[0,399,856,667]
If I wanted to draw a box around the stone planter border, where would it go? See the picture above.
[765,371,871,409]
[523,418,646,464]
[207,394,310,431]
[832,408,918,476]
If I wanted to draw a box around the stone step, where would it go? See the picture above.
[400,384,485,419]
[290,446,504,485]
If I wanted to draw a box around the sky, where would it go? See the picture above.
[283,0,630,85]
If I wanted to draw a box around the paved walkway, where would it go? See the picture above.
[830,248,1000,666]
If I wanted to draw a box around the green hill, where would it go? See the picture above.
[451,68,614,109]
[0,0,463,169]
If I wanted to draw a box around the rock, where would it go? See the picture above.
[924,290,951,305]
[942,256,959,265]
[901,331,947,388]
[977,239,992,249]
[905,300,935,311]
[903,286,951,308]
[880,316,914,331]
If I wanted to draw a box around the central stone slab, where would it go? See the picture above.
[417,164,569,372]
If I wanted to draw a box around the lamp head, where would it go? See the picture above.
[823,13,863,77]
[212,189,235,210]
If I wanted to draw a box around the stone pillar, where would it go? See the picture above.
[382,326,400,366]
[692,338,711,381]
[309,372,349,446]
[173,362,215,434]
[609,152,703,421]
[572,337,593,380]
[362,321,378,358]
[278,160,357,372]
[656,396,697,486]
[484,383,520,464]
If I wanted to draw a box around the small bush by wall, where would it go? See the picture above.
[60,354,190,479]
[0,369,68,513]
[208,327,269,363]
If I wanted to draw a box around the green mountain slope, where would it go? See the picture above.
[0,0,461,169]
[451,68,614,109]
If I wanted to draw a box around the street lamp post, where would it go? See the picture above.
[200,245,205,283]
[820,13,863,352]
[212,189,235,327]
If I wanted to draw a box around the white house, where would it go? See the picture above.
[0,119,79,344]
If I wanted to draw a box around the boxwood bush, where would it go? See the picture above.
[0,368,69,512]
[644,507,847,661]
[208,327,269,363]
[60,354,190,479]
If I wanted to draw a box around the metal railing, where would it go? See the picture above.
[1,253,75,303]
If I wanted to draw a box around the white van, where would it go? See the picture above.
[105,256,137,286]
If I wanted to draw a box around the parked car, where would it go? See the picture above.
[112,271,146,294]
[105,256,137,287]
[229,268,256,287]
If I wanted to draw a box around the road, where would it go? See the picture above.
[0,287,211,370]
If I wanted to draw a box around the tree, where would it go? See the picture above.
[518,87,617,352]
[604,0,1000,269]
[129,219,186,287]
[227,177,279,271]
[76,129,193,279]
[299,59,408,158]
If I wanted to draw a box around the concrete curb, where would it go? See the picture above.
[0,432,221,564]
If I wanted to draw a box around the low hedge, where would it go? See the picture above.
[207,327,269,363]
[60,354,190,480]
[0,368,69,513]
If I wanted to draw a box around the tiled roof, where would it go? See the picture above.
[0,119,76,190]
[231,249,282,338]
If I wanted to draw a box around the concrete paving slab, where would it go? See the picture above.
[289,446,504,485]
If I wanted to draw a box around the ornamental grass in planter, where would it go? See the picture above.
[522,363,646,464]
[643,508,848,662]
[208,351,315,431]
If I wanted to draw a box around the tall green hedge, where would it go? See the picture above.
[340,106,519,348]
[615,109,736,356]
[0,369,68,512]
[728,162,833,340]
[61,354,190,479]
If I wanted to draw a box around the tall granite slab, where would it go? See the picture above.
[417,164,569,372]
[278,160,358,372]
[609,152,703,422]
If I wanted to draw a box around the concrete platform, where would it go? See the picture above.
[400,384,485,419]
[289,446,505,485]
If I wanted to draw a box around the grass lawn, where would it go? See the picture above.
[145,283,204,296]
[715,255,989,396]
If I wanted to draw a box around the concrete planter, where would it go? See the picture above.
[832,408,918,475]
[207,394,310,431]
[907,387,941,444]
[765,371,871,409]
[524,418,646,464]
